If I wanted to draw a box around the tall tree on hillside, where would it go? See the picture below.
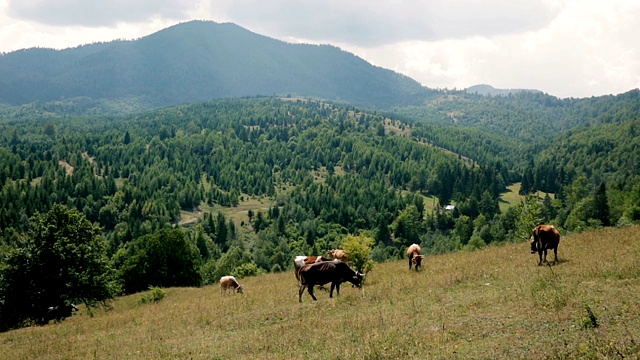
[594,182,610,227]
[115,228,201,294]
[391,205,422,247]
[0,205,117,331]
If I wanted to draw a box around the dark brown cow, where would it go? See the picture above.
[407,243,425,270]
[39,304,79,325]
[530,224,561,265]
[293,255,332,283]
[298,261,363,302]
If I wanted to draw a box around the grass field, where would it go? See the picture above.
[2,226,639,359]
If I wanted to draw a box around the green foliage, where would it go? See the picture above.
[231,263,264,279]
[0,205,117,331]
[391,205,423,247]
[139,286,165,304]
[115,228,202,294]
[341,234,375,274]
[514,194,543,240]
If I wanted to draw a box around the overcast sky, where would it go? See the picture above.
[1,0,638,99]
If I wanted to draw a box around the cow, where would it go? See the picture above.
[219,275,244,295]
[530,224,561,265]
[293,255,332,283]
[298,261,363,302]
[407,243,425,270]
[327,249,349,262]
[40,304,79,324]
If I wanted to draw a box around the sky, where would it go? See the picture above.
[1,0,638,99]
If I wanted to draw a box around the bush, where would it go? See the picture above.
[115,228,202,294]
[139,286,166,304]
[231,262,264,278]
[341,234,374,274]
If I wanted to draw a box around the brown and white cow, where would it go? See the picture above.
[294,255,332,283]
[327,249,349,262]
[219,275,244,295]
[530,224,561,265]
[298,261,363,302]
[407,243,425,270]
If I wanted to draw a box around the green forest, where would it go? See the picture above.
[1,93,639,331]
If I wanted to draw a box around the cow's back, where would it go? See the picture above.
[535,225,560,248]
[299,261,339,285]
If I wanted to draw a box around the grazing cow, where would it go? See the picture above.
[298,261,363,302]
[293,255,332,283]
[40,304,79,324]
[407,243,425,270]
[219,275,244,295]
[530,224,561,265]
[327,249,349,262]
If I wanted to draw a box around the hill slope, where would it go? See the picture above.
[3,226,639,359]
[0,20,430,110]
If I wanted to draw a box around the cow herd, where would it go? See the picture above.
[39,225,561,326]
[217,224,561,302]
[215,224,561,303]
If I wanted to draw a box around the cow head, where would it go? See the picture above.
[236,285,244,294]
[351,272,364,288]
[70,304,79,312]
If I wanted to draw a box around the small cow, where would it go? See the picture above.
[219,275,244,295]
[327,249,349,262]
[293,255,332,283]
[298,261,363,302]
[530,224,561,265]
[40,304,79,325]
[407,243,425,270]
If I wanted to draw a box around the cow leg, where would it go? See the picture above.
[537,250,543,265]
[335,283,341,296]
[308,285,317,301]
[553,247,558,264]
[298,284,306,302]
[409,257,412,270]
[543,249,548,264]
[330,283,336,298]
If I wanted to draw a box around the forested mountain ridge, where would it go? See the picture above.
[392,89,640,172]
[0,20,429,110]
[1,95,639,331]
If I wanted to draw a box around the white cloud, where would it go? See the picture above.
[0,0,638,98]
[210,0,558,46]
[6,0,198,26]
[335,0,640,97]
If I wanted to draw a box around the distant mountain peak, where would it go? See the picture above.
[0,21,433,109]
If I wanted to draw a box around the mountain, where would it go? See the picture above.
[465,84,542,96]
[0,20,431,110]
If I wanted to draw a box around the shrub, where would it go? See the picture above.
[139,286,166,304]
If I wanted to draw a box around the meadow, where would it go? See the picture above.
[2,226,639,359]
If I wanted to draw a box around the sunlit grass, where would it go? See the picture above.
[3,226,639,359]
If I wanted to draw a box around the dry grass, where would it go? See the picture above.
[3,226,640,359]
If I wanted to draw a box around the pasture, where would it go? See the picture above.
[2,226,639,359]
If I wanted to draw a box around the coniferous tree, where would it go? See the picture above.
[594,182,610,226]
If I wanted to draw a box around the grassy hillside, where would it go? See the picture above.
[3,226,639,359]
